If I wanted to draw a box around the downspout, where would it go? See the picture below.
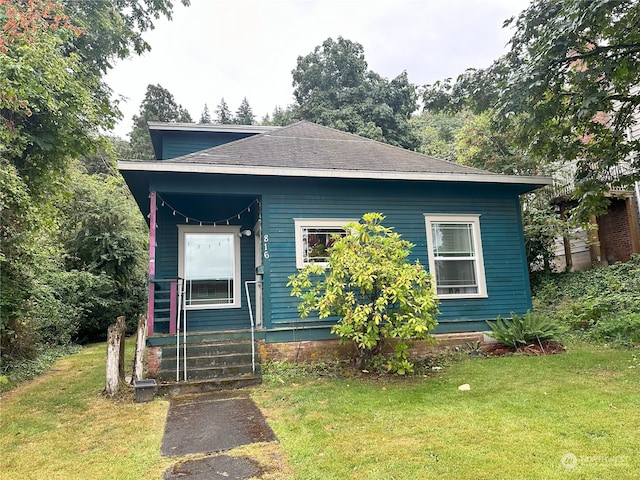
[147,191,157,336]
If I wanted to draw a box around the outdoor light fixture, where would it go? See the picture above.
[239,229,252,237]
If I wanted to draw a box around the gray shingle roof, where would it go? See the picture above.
[168,121,490,175]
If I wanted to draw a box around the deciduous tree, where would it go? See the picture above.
[293,37,419,149]
[0,0,187,364]
[261,105,299,126]
[423,0,640,219]
[496,0,640,216]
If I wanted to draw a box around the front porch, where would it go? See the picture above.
[144,191,264,389]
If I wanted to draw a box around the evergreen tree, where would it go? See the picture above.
[215,98,233,124]
[199,103,212,123]
[129,84,192,160]
[234,97,255,125]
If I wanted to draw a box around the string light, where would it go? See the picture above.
[154,194,259,226]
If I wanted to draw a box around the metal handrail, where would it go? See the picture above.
[244,280,263,374]
[176,278,183,382]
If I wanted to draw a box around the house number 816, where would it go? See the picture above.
[263,235,269,259]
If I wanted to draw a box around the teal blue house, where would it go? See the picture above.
[119,121,551,383]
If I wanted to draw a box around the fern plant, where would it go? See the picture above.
[487,311,565,348]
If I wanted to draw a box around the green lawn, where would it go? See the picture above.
[0,341,172,480]
[252,345,640,480]
[1,343,638,479]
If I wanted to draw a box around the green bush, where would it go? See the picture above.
[587,313,640,347]
[487,311,566,348]
[532,256,640,347]
[47,269,144,343]
[288,213,439,374]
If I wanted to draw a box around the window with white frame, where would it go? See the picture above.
[294,218,355,268]
[178,226,241,309]
[424,214,487,298]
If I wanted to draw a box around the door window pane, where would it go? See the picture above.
[184,233,235,306]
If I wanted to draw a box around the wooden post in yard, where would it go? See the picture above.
[131,314,147,383]
[105,316,126,397]
[117,316,126,381]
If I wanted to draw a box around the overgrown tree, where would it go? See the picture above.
[234,97,255,125]
[129,83,192,159]
[1,0,190,190]
[292,37,420,149]
[496,0,640,217]
[59,168,148,341]
[423,0,640,220]
[1,0,107,192]
[0,160,59,361]
[215,97,233,124]
[288,213,439,374]
[0,0,187,365]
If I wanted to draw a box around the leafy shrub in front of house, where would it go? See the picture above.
[532,255,640,346]
[487,311,566,349]
[288,213,439,374]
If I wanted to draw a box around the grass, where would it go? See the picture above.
[0,340,173,480]
[1,342,638,479]
[252,344,640,479]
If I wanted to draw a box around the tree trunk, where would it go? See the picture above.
[131,314,147,384]
[105,318,125,397]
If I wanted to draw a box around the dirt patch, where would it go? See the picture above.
[483,341,566,356]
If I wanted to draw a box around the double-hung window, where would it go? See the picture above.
[424,214,487,298]
[178,226,241,309]
[294,219,355,269]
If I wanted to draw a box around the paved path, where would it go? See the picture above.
[161,391,277,479]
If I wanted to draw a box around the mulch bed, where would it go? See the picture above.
[483,341,566,356]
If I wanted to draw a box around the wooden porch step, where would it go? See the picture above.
[160,341,253,359]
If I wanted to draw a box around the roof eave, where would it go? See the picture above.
[118,160,553,188]
[147,122,279,134]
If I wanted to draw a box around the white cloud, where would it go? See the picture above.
[105,0,530,138]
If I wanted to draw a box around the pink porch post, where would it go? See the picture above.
[146,191,157,336]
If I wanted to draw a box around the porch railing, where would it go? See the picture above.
[149,278,179,335]
[149,277,260,379]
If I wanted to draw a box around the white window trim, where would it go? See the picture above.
[178,225,241,309]
[424,214,488,299]
[293,218,356,269]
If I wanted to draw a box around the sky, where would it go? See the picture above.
[106,0,531,138]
